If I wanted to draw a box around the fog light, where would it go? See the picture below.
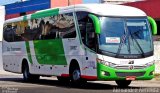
[101,71,110,76]
[102,71,105,75]
[149,71,153,76]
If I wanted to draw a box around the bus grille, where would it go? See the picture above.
[116,72,145,77]
[115,65,146,70]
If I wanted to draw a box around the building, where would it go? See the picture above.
[123,0,160,36]
[5,0,82,20]
[101,0,143,4]
[82,0,142,4]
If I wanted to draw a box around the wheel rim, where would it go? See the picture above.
[72,70,81,81]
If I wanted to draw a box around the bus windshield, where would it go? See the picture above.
[98,17,153,59]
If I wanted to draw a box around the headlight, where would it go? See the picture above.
[97,58,116,67]
[145,60,155,67]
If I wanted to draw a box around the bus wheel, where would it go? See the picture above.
[23,63,39,81]
[115,80,131,87]
[70,68,87,84]
[72,69,81,82]
[70,66,82,84]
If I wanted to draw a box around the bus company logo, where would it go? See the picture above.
[129,65,134,70]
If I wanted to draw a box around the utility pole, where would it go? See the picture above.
[68,0,70,6]
[99,0,103,3]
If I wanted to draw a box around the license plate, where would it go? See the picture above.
[126,76,136,80]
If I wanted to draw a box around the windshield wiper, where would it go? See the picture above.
[130,31,145,57]
[115,32,127,58]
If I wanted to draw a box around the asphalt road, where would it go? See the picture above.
[0,72,160,93]
[0,43,3,70]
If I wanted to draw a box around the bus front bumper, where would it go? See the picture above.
[97,63,155,80]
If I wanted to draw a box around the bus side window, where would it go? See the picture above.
[76,12,88,44]
[42,21,57,39]
[79,22,86,43]
[58,13,76,39]
[85,20,95,50]
[3,24,22,42]
[76,11,96,51]
[3,25,14,42]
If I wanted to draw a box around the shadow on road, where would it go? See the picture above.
[0,77,146,90]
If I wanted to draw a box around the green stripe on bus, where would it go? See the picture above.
[31,8,59,19]
[23,15,27,21]
[33,39,67,65]
[88,14,101,34]
[25,41,33,64]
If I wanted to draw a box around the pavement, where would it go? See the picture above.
[0,70,20,75]
[0,73,160,93]
[0,42,3,70]
[1,70,160,93]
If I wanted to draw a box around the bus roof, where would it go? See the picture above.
[60,4,146,17]
[5,4,146,23]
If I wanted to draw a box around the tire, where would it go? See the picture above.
[115,80,131,87]
[71,68,81,83]
[23,63,39,82]
[70,67,87,85]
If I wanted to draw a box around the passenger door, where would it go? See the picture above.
[76,12,97,77]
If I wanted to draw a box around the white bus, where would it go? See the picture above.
[2,4,157,87]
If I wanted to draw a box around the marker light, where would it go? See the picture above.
[145,61,155,67]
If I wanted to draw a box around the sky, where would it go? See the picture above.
[83,0,101,3]
[0,0,21,5]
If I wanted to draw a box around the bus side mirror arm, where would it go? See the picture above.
[88,14,101,34]
[147,16,157,35]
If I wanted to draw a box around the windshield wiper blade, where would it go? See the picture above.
[115,42,123,58]
[130,32,145,57]
[115,34,127,58]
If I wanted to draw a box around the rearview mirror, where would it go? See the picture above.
[147,16,157,35]
[88,14,101,34]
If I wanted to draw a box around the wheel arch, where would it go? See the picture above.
[21,58,29,73]
[69,59,80,75]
